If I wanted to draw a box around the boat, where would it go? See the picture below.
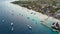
[41,21,60,32]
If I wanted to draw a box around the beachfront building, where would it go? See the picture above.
[56,0,60,8]
[54,10,60,19]
[55,10,60,16]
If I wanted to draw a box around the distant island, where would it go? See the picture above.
[11,0,60,20]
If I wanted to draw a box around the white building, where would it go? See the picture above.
[55,10,60,18]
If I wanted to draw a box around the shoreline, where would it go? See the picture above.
[21,5,60,22]
[11,1,60,23]
[11,1,60,20]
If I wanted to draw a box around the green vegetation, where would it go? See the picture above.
[11,0,60,20]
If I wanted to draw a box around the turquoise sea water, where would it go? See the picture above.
[0,0,58,34]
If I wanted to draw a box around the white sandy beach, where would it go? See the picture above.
[22,6,60,24]
[10,2,60,24]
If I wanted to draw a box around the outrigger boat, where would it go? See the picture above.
[41,21,60,32]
